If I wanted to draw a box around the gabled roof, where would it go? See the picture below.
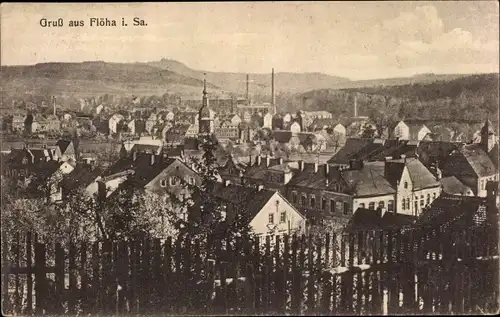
[345,209,415,232]
[272,131,293,143]
[440,176,473,195]
[130,143,162,154]
[489,143,498,168]
[56,139,72,153]
[341,162,396,197]
[102,153,176,188]
[414,194,487,227]
[62,164,103,192]
[442,143,497,178]
[326,138,374,165]
[213,183,278,220]
[385,158,440,190]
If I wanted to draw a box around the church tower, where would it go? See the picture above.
[198,74,214,135]
[480,118,495,152]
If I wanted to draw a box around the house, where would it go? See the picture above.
[344,208,415,232]
[215,120,239,142]
[282,113,292,125]
[87,152,201,200]
[384,157,442,216]
[392,120,432,141]
[210,182,306,236]
[218,155,249,185]
[12,114,25,133]
[441,143,498,197]
[145,113,158,134]
[289,121,302,134]
[55,139,76,161]
[263,113,273,129]
[164,124,191,145]
[109,114,124,135]
[61,163,103,199]
[272,114,284,130]
[240,156,292,193]
[326,138,374,166]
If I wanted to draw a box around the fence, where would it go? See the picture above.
[1,221,498,315]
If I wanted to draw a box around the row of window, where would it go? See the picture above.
[160,176,195,187]
[268,212,287,225]
[401,193,437,211]
[358,200,394,212]
[291,191,351,215]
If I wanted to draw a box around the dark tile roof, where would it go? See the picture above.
[130,143,162,154]
[489,143,498,168]
[55,139,72,153]
[440,176,473,195]
[345,209,416,232]
[287,163,346,191]
[102,153,176,188]
[413,194,488,227]
[326,138,374,165]
[416,141,459,166]
[62,164,103,192]
[341,162,396,197]
[385,158,440,190]
[272,131,293,143]
[442,143,497,178]
[213,183,278,220]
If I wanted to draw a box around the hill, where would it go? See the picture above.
[0,62,223,100]
[145,58,352,95]
[288,73,499,127]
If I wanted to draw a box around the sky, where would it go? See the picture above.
[1,2,499,80]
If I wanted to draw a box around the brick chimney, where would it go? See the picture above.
[258,184,264,191]
[299,160,304,171]
[266,155,270,167]
[224,179,231,187]
[150,153,155,165]
[257,155,262,166]
[325,164,330,176]
[314,162,318,173]
[132,151,137,161]
[278,157,283,165]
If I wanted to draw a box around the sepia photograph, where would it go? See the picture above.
[0,1,499,315]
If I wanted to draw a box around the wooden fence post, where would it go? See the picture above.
[25,232,33,315]
[282,234,289,313]
[34,241,46,315]
[13,232,20,314]
[245,262,255,314]
[68,242,77,313]
[2,231,11,314]
[291,234,301,314]
[53,242,64,314]
[163,237,172,312]
[91,241,100,313]
[274,235,284,313]
[307,235,315,314]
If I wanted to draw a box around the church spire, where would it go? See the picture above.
[203,73,207,96]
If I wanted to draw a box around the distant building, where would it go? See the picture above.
[393,120,432,141]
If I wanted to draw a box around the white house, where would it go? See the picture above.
[166,111,175,122]
[282,113,292,124]
[214,182,306,236]
[333,123,347,136]
[289,121,302,134]
[109,114,124,135]
[127,119,136,135]
[393,120,432,141]
[263,113,273,129]
[96,104,104,115]
[384,157,442,216]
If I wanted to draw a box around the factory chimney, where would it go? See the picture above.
[271,68,276,115]
[246,74,250,103]
[52,96,56,116]
[354,94,357,118]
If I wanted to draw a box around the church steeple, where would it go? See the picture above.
[480,117,495,152]
[199,73,213,135]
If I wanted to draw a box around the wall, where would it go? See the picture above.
[353,193,396,213]
[249,192,306,236]
[410,186,442,216]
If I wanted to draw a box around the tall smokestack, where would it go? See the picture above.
[246,74,249,102]
[354,94,357,117]
[271,68,276,114]
[52,96,56,116]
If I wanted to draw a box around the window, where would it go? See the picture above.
[432,193,436,200]
[378,201,385,209]
[481,180,485,190]
[388,200,394,212]
[359,203,365,209]
[292,191,298,203]
[189,177,195,185]
[406,198,410,209]
[414,201,418,213]
[268,213,274,224]
[169,177,176,186]
[368,202,375,210]
[426,194,430,205]
[160,179,167,187]
[404,181,408,189]
[330,199,335,213]
[336,202,342,213]
[343,202,350,215]
[310,195,316,208]
[301,195,306,206]
[280,212,286,223]
[420,198,424,206]
[321,198,326,210]
[402,199,406,210]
